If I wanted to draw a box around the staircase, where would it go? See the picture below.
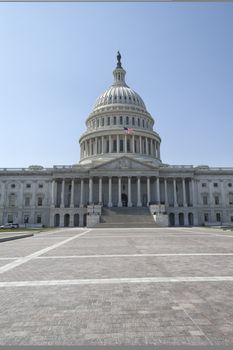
[95,207,160,228]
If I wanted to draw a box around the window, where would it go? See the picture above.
[107,117,110,125]
[126,116,129,125]
[202,183,207,188]
[228,183,232,187]
[203,196,208,205]
[132,117,135,126]
[38,184,43,189]
[9,194,16,207]
[97,119,99,127]
[26,184,31,188]
[216,213,221,222]
[37,215,42,224]
[37,197,43,206]
[138,118,140,126]
[25,197,30,207]
[231,215,233,222]
[229,193,233,205]
[101,118,104,126]
[119,116,123,125]
[113,116,116,125]
[120,139,123,152]
[204,213,209,222]
[8,214,13,223]
[213,183,218,187]
[142,120,145,128]
[113,140,117,152]
[214,196,219,205]
[11,184,15,189]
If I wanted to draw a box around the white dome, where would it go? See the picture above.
[92,57,147,112]
[93,85,147,112]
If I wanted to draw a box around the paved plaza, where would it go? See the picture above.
[0,227,233,345]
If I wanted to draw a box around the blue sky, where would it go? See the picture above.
[0,3,233,168]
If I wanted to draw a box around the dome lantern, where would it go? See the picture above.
[112,51,128,87]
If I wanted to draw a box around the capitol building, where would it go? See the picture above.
[0,53,233,228]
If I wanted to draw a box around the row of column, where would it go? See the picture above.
[51,177,196,208]
[80,135,160,159]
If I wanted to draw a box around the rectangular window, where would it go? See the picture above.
[26,184,31,188]
[37,215,42,224]
[120,139,123,152]
[9,194,16,207]
[214,183,218,187]
[203,196,208,205]
[132,117,135,126]
[38,184,43,188]
[107,117,110,125]
[229,193,233,205]
[119,116,123,125]
[214,196,219,205]
[8,214,13,223]
[216,213,221,222]
[126,116,129,125]
[97,119,99,127]
[25,197,30,207]
[202,183,207,188]
[113,116,116,125]
[37,197,43,206]
[231,216,233,222]
[204,213,209,222]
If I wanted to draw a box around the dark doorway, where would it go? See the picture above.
[83,213,87,227]
[64,214,70,227]
[169,213,175,226]
[188,212,193,226]
[54,214,60,227]
[74,213,79,227]
[121,193,128,207]
[179,213,184,226]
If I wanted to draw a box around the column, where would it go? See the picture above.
[118,177,122,207]
[108,177,112,207]
[191,179,196,206]
[137,177,142,207]
[156,177,160,204]
[94,137,97,155]
[70,179,74,208]
[99,177,102,204]
[124,134,127,153]
[128,177,132,207]
[101,136,104,154]
[51,180,55,206]
[155,141,157,157]
[158,144,161,159]
[60,179,65,208]
[117,135,120,153]
[132,135,135,153]
[139,136,142,154]
[85,141,88,157]
[89,177,93,204]
[146,138,149,155]
[80,179,84,207]
[147,177,151,206]
[164,178,168,206]
[182,178,187,207]
[150,139,153,156]
[173,178,178,207]
[109,135,112,153]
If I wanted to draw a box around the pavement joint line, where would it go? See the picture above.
[35,253,233,259]
[0,228,91,275]
[1,276,233,287]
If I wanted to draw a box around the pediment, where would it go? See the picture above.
[92,156,157,171]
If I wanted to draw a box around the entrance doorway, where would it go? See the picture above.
[121,193,128,207]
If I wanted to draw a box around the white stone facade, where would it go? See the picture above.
[1,55,233,227]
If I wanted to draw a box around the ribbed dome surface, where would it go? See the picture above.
[93,85,147,112]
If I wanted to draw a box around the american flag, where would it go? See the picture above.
[123,127,134,134]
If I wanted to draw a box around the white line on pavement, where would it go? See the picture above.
[0,229,91,275]
[35,253,233,259]
[1,276,233,287]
